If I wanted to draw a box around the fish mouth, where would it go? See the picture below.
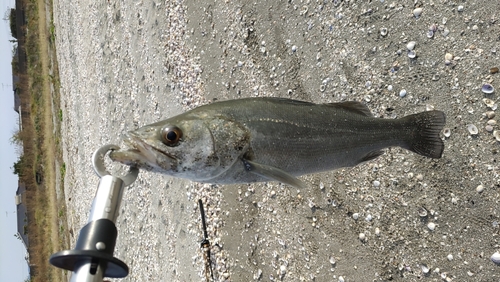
[110,133,177,170]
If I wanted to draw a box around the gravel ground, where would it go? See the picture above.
[53,0,500,281]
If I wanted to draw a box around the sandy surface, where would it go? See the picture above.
[53,0,500,281]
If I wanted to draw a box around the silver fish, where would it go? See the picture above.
[110,98,445,188]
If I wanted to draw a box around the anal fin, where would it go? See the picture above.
[243,159,307,189]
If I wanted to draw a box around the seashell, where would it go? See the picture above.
[426,30,434,38]
[485,125,494,132]
[407,41,416,50]
[445,53,453,61]
[329,256,336,265]
[487,119,497,126]
[427,222,436,231]
[483,98,496,108]
[442,29,450,37]
[491,252,500,264]
[443,128,451,137]
[482,83,495,94]
[359,232,366,241]
[380,27,388,36]
[407,50,417,59]
[421,264,430,274]
[486,111,496,119]
[494,130,500,142]
[457,5,464,12]
[413,7,423,18]
[467,124,479,135]
[418,207,428,217]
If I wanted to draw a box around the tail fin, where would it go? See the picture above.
[401,110,446,158]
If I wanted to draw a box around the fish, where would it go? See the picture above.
[110,97,446,188]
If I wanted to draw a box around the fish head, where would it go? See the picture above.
[110,115,249,181]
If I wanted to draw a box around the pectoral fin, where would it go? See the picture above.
[242,159,307,189]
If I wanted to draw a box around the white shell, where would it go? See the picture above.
[491,252,500,264]
[380,27,388,36]
[359,232,366,241]
[413,7,423,18]
[407,41,416,50]
[399,89,407,97]
[407,50,417,59]
[445,53,453,61]
[467,124,479,135]
[494,130,500,142]
[421,264,430,274]
[483,98,496,108]
[443,128,451,137]
[427,222,436,231]
[329,256,336,265]
[457,5,464,12]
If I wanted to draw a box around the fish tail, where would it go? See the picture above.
[400,110,446,158]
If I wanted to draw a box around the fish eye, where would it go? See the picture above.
[161,126,183,146]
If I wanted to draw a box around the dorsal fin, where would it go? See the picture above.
[326,101,373,117]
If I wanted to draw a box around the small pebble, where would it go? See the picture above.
[375,227,380,236]
[399,89,407,98]
[373,180,380,187]
[491,67,499,74]
[413,7,423,18]
[338,276,345,282]
[291,45,298,52]
[467,124,478,135]
[427,222,436,231]
[387,85,393,91]
[447,254,453,261]
[280,265,287,275]
[476,184,484,193]
[445,53,453,65]
[491,252,500,264]
[352,213,359,220]
[442,29,450,37]
[485,125,494,132]
[487,120,497,126]
[486,111,496,119]
[443,128,451,138]
[457,5,464,12]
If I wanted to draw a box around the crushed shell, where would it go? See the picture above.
[493,130,500,142]
[483,98,495,108]
[467,124,479,135]
[443,128,451,137]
